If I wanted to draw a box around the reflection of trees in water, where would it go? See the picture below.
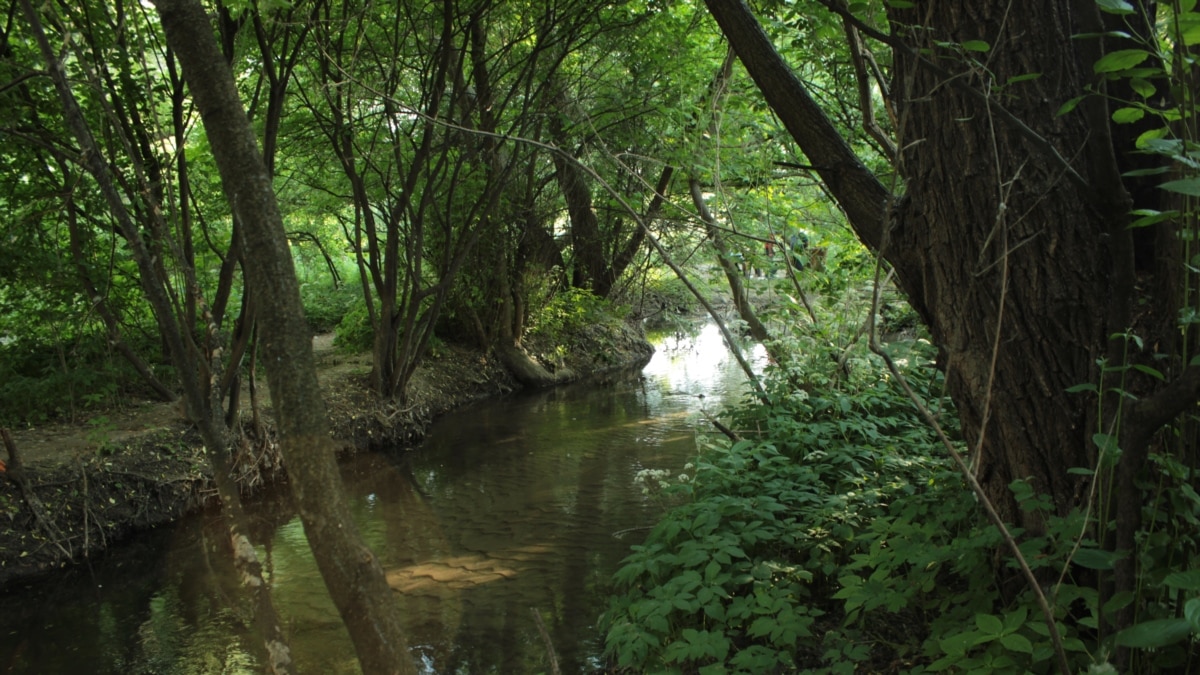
[2,328,743,673]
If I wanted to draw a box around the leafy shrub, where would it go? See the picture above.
[0,335,158,426]
[603,325,1200,673]
[601,339,957,673]
[301,281,363,333]
[333,301,375,354]
[527,288,624,344]
[618,270,700,331]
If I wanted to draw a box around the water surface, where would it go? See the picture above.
[0,323,762,673]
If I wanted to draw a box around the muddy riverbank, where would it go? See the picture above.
[0,322,654,589]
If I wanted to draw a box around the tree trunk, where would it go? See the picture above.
[152,1,417,673]
[548,106,607,294]
[21,1,295,669]
[689,178,772,345]
[881,2,1120,526]
[703,0,1199,615]
[64,196,175,403]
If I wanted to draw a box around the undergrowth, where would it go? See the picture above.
[600,329,1200,673]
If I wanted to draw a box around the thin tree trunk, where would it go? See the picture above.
[64,194,175,402]
[20,1,294,670]
[689,178,771,345]
[152,0,417,673]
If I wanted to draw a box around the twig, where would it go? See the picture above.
[2,428,74,560]
[701,409,741,442]
[612,526,655,539]
[530,608,562,675]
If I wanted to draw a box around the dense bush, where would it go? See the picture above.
[527,287,627,345]
[300,280,363,333]
[600,337,958,672]
[333,300,376,354]
[600,332,1200,673]
[0,334,164,427]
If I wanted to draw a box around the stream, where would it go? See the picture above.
[0,322,764,674]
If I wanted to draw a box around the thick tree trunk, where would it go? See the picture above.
[152,1,417,673]
[703,0,1200,597]
[883,3,1118,525]
[549,128,607,293]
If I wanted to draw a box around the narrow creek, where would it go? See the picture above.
[0,322,764,674]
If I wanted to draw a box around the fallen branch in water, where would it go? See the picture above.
[701,409,741,442]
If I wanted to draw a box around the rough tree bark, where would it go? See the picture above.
[704,0,1200,642]
[152,0,417,673]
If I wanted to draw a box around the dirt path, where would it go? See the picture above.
[5,333,358,469]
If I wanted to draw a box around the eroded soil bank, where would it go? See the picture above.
[0,322,654,589]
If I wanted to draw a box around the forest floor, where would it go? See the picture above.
[0,322,655,589]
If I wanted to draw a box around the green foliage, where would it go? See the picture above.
[333,301,375,354]
[601,336,958,672]
[604,307,1200,671]
[528,288,626,344]
[300,280,362,333]
[621,267,700,331]
[0,333,157,427]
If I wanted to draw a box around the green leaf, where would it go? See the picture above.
[1074,30,1134,40]
[1132,364,1164,380]
[1186,598,1200,632]
[1066,382,1098,393]
[1181,483,1200,508]
[1140,137,1185,157]
[1073,547,1123,570]
[1057,95,1086,117]
[1184,20,1200,47]
[939,630,981,656]
[1162,570,1200,591]
[1092,432,1119,454]
[1134,127,1169,148]
[1000,632,1034,653]
[976,613,1004,635]
[1006,73,1042,85]
[1103,591,1134,616]
[1113,618,1193,648]
[1093,49,1151,73]
[1111,106,1145,124]
[1002,606,1028,632]
[1160,178,1200,197]
[961,40,990,52]
[1096,0,1135,13]
[1129,77,1156,98]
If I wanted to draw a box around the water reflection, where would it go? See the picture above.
[0,322,761,674]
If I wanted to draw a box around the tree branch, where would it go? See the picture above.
[702,0,891,249]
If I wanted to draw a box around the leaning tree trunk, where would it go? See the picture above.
[153,0,417,673]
